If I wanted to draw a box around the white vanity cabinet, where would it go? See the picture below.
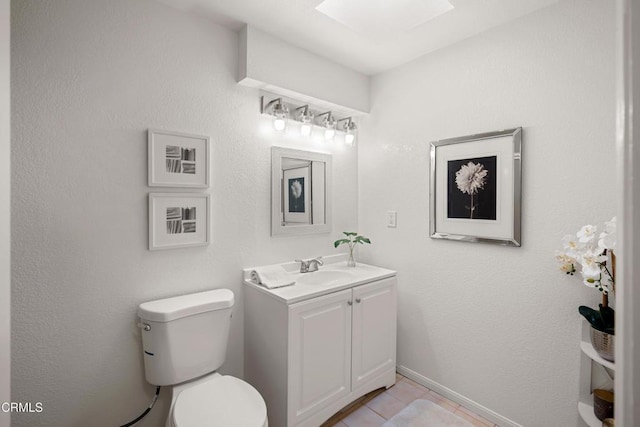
[288,289,353,425]
[243,260,397,427]
[350,280,397,393]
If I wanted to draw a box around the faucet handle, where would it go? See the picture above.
[295,259,310,273]
[307,257,323,272]
[295,257,324,273]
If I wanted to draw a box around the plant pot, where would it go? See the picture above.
[593,389,614,421]
[591,327,615,362]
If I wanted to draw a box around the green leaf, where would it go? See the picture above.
[343,231,358,236]
[334,239,349,248]
[354,236,371,244]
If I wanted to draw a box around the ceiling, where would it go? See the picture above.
[157,0,560,76]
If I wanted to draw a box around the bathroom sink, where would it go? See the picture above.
[295,270,354,286]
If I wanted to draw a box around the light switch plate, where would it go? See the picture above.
[387,211,397,228]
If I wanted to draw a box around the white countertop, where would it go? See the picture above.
[243,254,397,304]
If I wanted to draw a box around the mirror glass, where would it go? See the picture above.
[271,147,331,236]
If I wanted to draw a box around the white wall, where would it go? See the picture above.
[358,1,616,426]
[11,1,357,426]
[1,0,10,426]
[239,25,370,115]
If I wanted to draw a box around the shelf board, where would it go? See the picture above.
[578,401,602,427]
[580,340,615,370]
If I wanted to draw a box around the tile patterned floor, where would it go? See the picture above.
[321,373,497,427]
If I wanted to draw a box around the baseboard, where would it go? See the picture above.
[396,365,522,427]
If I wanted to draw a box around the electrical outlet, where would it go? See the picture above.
[387,211,397,228]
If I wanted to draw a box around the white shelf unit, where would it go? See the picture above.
[580,341,615,371]
[578,325,615,426]
[578,401,602,427]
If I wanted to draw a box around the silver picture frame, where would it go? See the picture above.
[429,127,522,246]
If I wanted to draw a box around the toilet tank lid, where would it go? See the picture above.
[138,289,234,322]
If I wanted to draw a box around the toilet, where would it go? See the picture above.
[137,289,268,427]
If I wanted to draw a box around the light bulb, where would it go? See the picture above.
[342,119,357,146]
[274,118,286,131]
[345,133,355,146]
[271,100,288,132]
[297,106,314,137]
[317,111,336,141]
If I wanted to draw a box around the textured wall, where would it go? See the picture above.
[10,1,357,426]
[358,1,615,425]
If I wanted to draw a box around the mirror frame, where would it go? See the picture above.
[271,147,332,236]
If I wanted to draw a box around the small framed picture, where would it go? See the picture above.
[149,193,210,250]
[148,129,209,188]
[282,165,311,224]
[430,128,522,246]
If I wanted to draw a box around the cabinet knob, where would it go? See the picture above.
[355,298,361,303]
[347,300,353,306]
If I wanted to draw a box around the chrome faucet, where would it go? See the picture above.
[295,257,324,273]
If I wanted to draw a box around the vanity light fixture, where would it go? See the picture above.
[261,96,289,131]
[295,105,314,137]
[260,95,357,142]
[317,111,337,141]
[338,117,357,146]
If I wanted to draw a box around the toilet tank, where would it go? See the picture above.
[137,289,234,386]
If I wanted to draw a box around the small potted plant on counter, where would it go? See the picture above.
[334,232,371,267]
[555,217,616,361]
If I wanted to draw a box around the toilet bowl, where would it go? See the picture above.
[137,289,268,427]
[167,373,267,427]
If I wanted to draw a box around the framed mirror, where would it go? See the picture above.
[271,147,332,236]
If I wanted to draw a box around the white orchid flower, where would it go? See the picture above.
[579,248,607,268]
[577,224,597,243]
[556,217,616,296]
[598,216,617,251]
[581,263,602,288]
[561,234,584,258]
[554,250,576,274]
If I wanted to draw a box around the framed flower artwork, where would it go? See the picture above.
[429,128,522,246]
[282,165,311,225]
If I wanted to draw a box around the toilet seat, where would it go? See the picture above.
[172,375,267,427]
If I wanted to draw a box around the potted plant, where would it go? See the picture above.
[334,232,371,267]
[555,217,616,361]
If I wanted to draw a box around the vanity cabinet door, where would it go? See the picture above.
[288,289,352,426]
[351,277,397,393]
